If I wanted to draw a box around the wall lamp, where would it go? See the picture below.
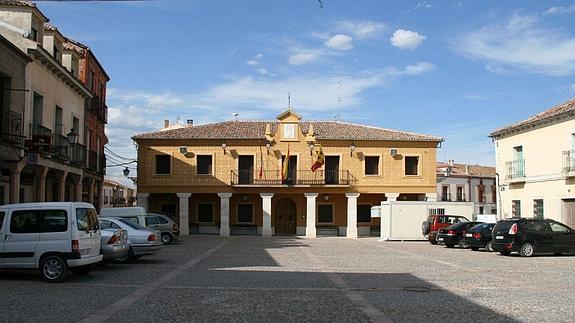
[350,142,356,157]
[308,142,315,156]
[222,143,227,155]
[179,146,188,154]
[66,129,78,144]
[265,140,271,155]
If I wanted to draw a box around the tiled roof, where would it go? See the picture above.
[0,0,49,21]
[132,120,442,142]
[436,162,495,178]
[490,98,575,138]
[43,22,56,31]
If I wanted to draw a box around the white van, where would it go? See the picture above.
[0,202,102,282]
[100,206,146,225]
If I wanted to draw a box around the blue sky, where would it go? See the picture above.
[36,0,575,178]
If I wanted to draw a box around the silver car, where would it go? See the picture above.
[98,217,162,260]
[146,213,180,244]
[98,227,129,263]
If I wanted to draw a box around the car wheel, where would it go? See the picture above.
[486,241,494,252]
[161,233,173,245]
[429,239,438,245]
[459,240,469,249]
[445,244,455,248]
[40,255,67,283]
[519,242,535,257]
[471,247,479,251]
[70,265,93,276]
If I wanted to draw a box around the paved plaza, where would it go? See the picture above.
[1,236,574,322]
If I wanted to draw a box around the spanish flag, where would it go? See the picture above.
[282,144,290,181]
[311,144,324,172]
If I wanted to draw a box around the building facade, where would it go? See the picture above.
[0,1,108,209]
[436,160,497,215]
[102,178,135,208]
[490,97,575,228]
[133,109,443,238]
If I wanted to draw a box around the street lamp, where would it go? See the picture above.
[350,142,356,157]
[123,167,130,177]
[66,129,78,144]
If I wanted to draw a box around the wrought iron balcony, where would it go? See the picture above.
[231,169,355,186]
[52,134,69,161]
[563,150,575,176]
[70,143,86,167]
[0,111,24,147]
[505,159,526,182]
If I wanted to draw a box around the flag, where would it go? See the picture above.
[311,144,325,172]
[259,146,264,179]
[282,144,290,181]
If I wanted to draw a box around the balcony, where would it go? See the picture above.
[70,143,86,167]
[0,111,24,147]
[231,169,356,186]
[29,123,52,154]
[52,134,69,161]
[505,159,526,183]
[563,150,575,178]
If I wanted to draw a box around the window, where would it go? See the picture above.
[197,155,213,175]
[237,204,253,223]
[405,156,419,175]
[198,203,213,223]
[533,199,544,219]
[550,221,570,233]
[72,117,80,136]
[10,210,42,233]
[0,211,4,229]
[479,206,484,214]
[457,186,464,201]
[317,204,333,223]
[157,216,169,224]
[357,205,371,223]
[364,156,380,175]
[512,200,521,217]
[492,186,497,203]
[30,27,38,41]
[145,216,159,226]
[42,210,67,232]
[76,208,99,232]
[53,45,59,61]
[441,186,449,201]
[155,155,171,175]
[478,187,485,203]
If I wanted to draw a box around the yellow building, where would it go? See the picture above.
[132,109,443,238]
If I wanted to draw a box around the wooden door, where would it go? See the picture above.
[325,156,339,184]
[274,198,297,234]
[238,155,254,184]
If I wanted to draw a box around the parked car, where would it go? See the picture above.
[422,215,470,244]
[99,228,129,263]
[437,221,483,248]
[462,223,496,251]
[491,218,575,257]
[98,217,162,260]
[100,207,179,244]
[0,202,102,282]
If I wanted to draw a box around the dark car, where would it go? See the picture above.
[437,221,483,248]
[491,218,575,257]
[422,215,470,244]
[462,223,496,251]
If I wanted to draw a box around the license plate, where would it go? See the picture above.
[465,233,472,237]
[438,237,443,241]
[80,248,90,255]
[495,235,504,240]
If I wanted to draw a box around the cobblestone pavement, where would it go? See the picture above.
[1,236,574,322]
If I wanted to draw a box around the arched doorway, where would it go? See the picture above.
[274,198,297,235]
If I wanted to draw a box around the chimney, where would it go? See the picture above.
[164,120,170,129]
[187,119,193,128]
[448,160,454,166]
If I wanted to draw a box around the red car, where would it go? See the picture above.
[422,215,470,244]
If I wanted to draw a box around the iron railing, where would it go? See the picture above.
[505,159,525,180]
[563,150,575,174]
[231,169,355,186]
[0,111,24,147]
[70,143,86,166]
[52,134,69,160]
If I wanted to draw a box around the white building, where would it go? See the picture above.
[490,97,575,228]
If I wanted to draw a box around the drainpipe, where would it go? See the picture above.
[495,172,502,221]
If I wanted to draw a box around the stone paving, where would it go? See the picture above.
[1,236,574,322]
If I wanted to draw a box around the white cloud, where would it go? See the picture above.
[462,93,489,100]
[337,20,385,38]
[245,60,259,66]
[390,29,426,50]
[415,2,433,9]
[456,14,575,75]
[255,53,263,59]
[256,68,267,75]
[543,5,575,15]
[324,34,353,50]
[288,51,319,65]
[387,62,436,76]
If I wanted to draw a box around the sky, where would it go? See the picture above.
[35,0,575,180]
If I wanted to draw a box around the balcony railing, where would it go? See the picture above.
[30,123,52,154]
[563,150,575,175]
[231,169,355,186]
[70,143,86,166]
[52,134,69,161]
[0,111,24,147]
[505,159,526,181]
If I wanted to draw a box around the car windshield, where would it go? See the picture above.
[471,223,493,231]
[77,208,99,232]
[494,220,514,232]
[117,218,148,230]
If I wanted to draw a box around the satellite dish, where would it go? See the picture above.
[232,113,239,121]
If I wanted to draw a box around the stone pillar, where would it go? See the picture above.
[304,193,318,238]
[177,193,192,236]
[97,181,104,211]
[346,193,360,238]
[260,193,274,237]
[55,171,68,202]
[385,192,400,202]
[34,166,49,202]
[426,192,438,202]
[218,193,232,236]
[137,192,149,210]
[75,176,83,202]
[8,159,26,204]
[87,177,95,204]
